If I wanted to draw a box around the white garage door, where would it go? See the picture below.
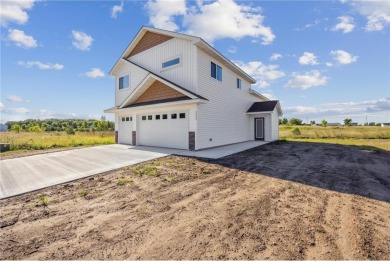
[118,116,133,145]
[138,111,188,150]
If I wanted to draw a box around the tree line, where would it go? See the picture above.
[279,118,382,126]
[5,117,114,133]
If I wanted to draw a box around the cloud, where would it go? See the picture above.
[234,60,285,88]
[326,62,333,67]
[18,61,64,70]
[111,1,124,18]
[294,19,320,31]
[146,0,186,31]
[0,102,4,109]
[8,28,37,48]
[184,0,275,45]
[0,0,35,27]
[6,95,24,102]
[331,16,355,34]
[270,53,282,61]
[228,45,237,53]
[344,1,390,31]
[284,70,328,90]
[330,50,358,65]
[85,68,105,78]
[0,107,30,114]
[72,30,93,51]
[298,52,318,65]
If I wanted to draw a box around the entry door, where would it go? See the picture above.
[255,118,264,140]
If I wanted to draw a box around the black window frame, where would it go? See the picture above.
[237,78,242,89]
[179,113,186,119]
[119,75,129,90]
[162,57,180,69]
[121,117,125,122]
[148,115,152,120]
[155,115,161,120]
[171,113,177,119]
[125,117,130,121]
[211,62,222,81]
[162,114,168,119]
[142,116,146,121]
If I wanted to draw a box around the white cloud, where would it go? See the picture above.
[326,62,333,67]
[6,95,23,102]
[295,19,320,31]
[8,28,37,48]
[344,1,390,31]
[146,0,186,31]
[234,60,285,88]
[184,0,275,45]
[18,61,64,70]
[85,68,105,78]
[0,102,4,109]
[228,45,237,53]
[330,50,358,65]
[72,30,93,51]
[270,53,282,61]
[111,1,124,18]
[1,107,30,114]
[331,16,355,34]
[298,52,319,65]
[285,70,328,90]
[0,0,35,27]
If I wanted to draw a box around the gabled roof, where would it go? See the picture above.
[247,101,283,115]
[110,26,256,84]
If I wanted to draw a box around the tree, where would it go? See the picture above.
[28,126,43,132]
[321,119,327,127]
[11,124,22,132]
[281,118,288,125]
[343,118,352,126]
[310,120,316,126]
[289,118,303,126]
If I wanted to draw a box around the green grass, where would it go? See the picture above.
[0,131,115,152]
[279,126,390,151]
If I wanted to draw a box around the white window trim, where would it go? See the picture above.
[118,73,131,92]
[161,55,182,72]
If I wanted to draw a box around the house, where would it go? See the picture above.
[328,123,341,126]
[0,123,8,132]
[381,123,390,127]
[104,27,282,151]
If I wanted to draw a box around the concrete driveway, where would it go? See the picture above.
[0,145,169,199]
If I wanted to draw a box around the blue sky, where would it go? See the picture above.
[1,0,389,124]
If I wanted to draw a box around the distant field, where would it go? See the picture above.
[0,131,115,152]
[280,126,390,151]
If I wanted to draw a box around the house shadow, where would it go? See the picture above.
[194,141,390,203]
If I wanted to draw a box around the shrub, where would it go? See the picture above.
[28,126,43,133]
[66,128,76,135]
[289,118,303,126]
[291,127,301,136]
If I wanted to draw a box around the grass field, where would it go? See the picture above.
[280,126,390,151]
[0,131,115,152]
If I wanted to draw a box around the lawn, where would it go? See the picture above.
[280,126,390,151]
[0,131,115,153]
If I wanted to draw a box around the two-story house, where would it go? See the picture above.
[104,26,282,151]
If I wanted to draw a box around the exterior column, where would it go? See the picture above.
[115,131,118,144]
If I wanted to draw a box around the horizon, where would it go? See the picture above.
[1,0,389,125]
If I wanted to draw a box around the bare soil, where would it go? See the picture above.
[1,141,390,259]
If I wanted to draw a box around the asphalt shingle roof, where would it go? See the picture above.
[247,101,279,113]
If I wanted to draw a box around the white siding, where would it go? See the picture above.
[129,38,197,94]
[271,108,280,140]
[196,49,265,150]
[114,61,148,106]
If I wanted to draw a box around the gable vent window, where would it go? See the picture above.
[119,75,129,90]
[211,62,222,81]
[237,78,242,89]
[162,57,180,69]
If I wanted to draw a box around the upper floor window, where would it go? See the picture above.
[211,62,222,81]
[237,78,242,89]
[162,57,180,69]
[119,75,129,90]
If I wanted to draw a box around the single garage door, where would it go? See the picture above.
[118,116,133,145]
[138,111,188,149]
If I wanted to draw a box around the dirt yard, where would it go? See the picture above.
[1,141,390,259]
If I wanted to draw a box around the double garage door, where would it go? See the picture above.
[138,111,188,150]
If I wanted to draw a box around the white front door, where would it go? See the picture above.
[138,111,189,149]
[118,116,133,145]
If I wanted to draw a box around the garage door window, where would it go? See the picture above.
[122,117,125,121]
[179,113,185,119]
[156,115,161,120]
[162,114,168,119]
[142,116,146,120]
[125,117,130,121]
[171,113,177,119]
[148,115,152,120]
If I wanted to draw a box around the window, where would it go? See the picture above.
[121,117,125,122]
[148,115,152,120]
[142,116,146,120]
[211,62,222,81]
[179,113,186,119]
[162,57,180,69]
[156,115,161,120]
[237,78,242,89]
[130,117,132,121]
[162,114,168,119]
[125,117,130,121]
[119,75,129,90]
[171,113,177,119]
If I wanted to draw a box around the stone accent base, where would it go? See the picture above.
[189,132,195,151]
[132,131,136,145]
[115,131,118,144]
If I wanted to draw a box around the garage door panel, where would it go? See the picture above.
[138,112,188,150]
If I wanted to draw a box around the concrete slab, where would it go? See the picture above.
[0,145,169,199]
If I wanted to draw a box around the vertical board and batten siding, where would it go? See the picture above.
[196,49,265,150]
[114,61,148,106]
[129,38,198,94]
[249,114,272,141]
[271,108,280,140]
